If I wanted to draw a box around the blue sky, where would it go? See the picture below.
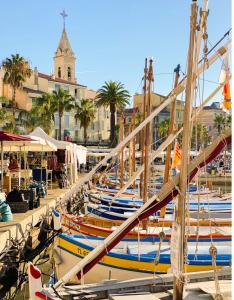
[0,0,231,104]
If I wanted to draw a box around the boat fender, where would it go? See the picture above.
[66,199,72,214]
[28,262,42,300]
[52,209,62,231]
[52,247,63,265]
[38,219,50,245]
[0,265,18,298]
[0,199,13,222]
[21,234,33,260]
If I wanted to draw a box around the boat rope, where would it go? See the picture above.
[198,28,231,64]
[195,167,202,256]
[153,231,165,267]
[209,245,223,299]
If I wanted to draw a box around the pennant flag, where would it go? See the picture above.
[172,141,182,169]
[219,50,231,110]
[223,81,231,110]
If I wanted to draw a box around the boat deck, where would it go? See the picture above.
[39,268,231,299]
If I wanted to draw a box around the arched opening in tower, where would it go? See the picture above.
[67,67,71,80]
[58,67,61,78]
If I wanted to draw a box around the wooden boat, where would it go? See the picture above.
[54,233,231,284]
[63,214,232,229]
[87,203,232,221]
[62,214,232,242]
[90,193,232,209]
[95,184,217,196]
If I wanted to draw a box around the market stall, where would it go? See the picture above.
[29,127,87,185]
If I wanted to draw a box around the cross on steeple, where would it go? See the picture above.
[60,9,68,30]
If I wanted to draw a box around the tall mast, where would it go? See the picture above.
[160,65,180,218]
[140,58,148,197]
[131,110,136,189]
[128,123,132,179]
[143,58,154,203]
[173,1,197,299]
[119,111,125,188]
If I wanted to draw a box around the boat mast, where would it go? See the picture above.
[160,65,180,218]
[140,58,148,197]
[119,111,125,188]
[143,58,154,204]
[173,1,197,299]
[131,110,136,189]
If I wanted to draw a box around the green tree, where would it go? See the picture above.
[0,109,14,129]
[52,88,75,140]
[95,81,130,146]
[2,54,31,118]
[18,108,39,133]
[226,114,231,128]
[74,99,95,146]
[17,107,53,134]
[158,119,170,139]
[214,113,226,134]
[34,93,57,134]
[3,122,21,134]
[0,97,14,129]
[36,93,57,123]
[191,123,211,150]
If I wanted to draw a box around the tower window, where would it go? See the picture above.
[58,67,61,78]
[67,67,71,80]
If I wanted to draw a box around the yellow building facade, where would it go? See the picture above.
[133,92,184,147]
[0,26,110,142]
[134,92,184,126]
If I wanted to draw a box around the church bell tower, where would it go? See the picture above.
[54,10,76,83]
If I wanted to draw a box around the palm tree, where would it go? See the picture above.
[214,113,225,134]
[226,114,231,128]
[36,93,57,122]
[158,119,170,140]
[18,108,39,132]
[74,99,95,146]
[0,108,14,129]
[3,122,21,134]
[35,93,57,133]
[95,81,130,146]
[191,123,211,150]
[52,88,75,140]
[18,93,56,134]
[2,54,31,118]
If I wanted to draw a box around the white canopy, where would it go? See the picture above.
[29,127,87,165]
[1,135,57,152]
[1,140,34,152]
[24,135,57,152]
[29,127,70,150]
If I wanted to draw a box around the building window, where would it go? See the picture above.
[55,129,59,139]
[74,88,77,97]
[55,84,60,92]
[67,67,71,81]
[31,97,37,107]
[58,67,61,78]
[64,115,70,128]
[54,114,59,128]
[64,85,69,92]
